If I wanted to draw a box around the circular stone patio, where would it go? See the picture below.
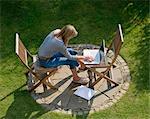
[27,44,131,115]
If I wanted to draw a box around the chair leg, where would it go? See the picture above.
[43,83,47,92]
[90,75,103,87]
[94,73,96,81]
[29,75,57,92]
[87,68,119,87]
[106,71,112,89]
[90,74,119,87]
[29,70,58,92]
[103,75,119,86]
[87,70,93,88]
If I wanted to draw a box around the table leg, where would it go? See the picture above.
[94,72,96,81]
[87,69,94,89]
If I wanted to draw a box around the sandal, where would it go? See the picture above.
[73,77,89,85]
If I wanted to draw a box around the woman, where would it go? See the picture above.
[38,25,93,84]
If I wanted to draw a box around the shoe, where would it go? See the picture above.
[73,77,89,85]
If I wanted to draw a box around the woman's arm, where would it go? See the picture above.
[76,55,84,60]
[59,45,94,62]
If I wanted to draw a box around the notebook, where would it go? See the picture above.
[83,40,105,64]
[74,85,96,100]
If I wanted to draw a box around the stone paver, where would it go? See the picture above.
[27,44,131,115]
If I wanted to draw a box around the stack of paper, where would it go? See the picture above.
[74,85,96,100]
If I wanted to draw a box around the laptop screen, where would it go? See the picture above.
[83,40,106,64]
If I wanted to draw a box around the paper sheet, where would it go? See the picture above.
[74,85,96,100]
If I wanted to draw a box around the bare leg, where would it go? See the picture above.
[70,68,80,81]
[71,68,89,84]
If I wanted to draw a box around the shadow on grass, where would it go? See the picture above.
[1,90,47,119]
[0,83,26,102]
[121,1,149,92]
[112,0,149,93]
[130,23,149,92]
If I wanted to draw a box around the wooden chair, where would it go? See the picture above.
[15,33,58,92]
[85,24,124,88]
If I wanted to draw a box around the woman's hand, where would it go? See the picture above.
[76,55,94,62]
[76,55,94,70]
[84,56,94,62]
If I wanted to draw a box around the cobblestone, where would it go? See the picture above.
[27,44,131,115]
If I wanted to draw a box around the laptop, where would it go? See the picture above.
[83,40,106,64]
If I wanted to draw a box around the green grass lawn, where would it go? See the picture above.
[0,0,149,119]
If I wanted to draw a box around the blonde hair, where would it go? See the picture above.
[55,25,78,45]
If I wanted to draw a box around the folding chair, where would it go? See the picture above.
[15,33,58,92]
[85,24,124,88]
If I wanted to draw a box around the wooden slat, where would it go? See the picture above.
[118,24,124,42]
[16,33,28,67]
[15,33,19,54]
[86,64,109,68]
[111,24,124,61]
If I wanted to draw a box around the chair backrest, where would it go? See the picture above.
[107,24,124,65]
[112,24,124,56]
[15,33,33,70]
